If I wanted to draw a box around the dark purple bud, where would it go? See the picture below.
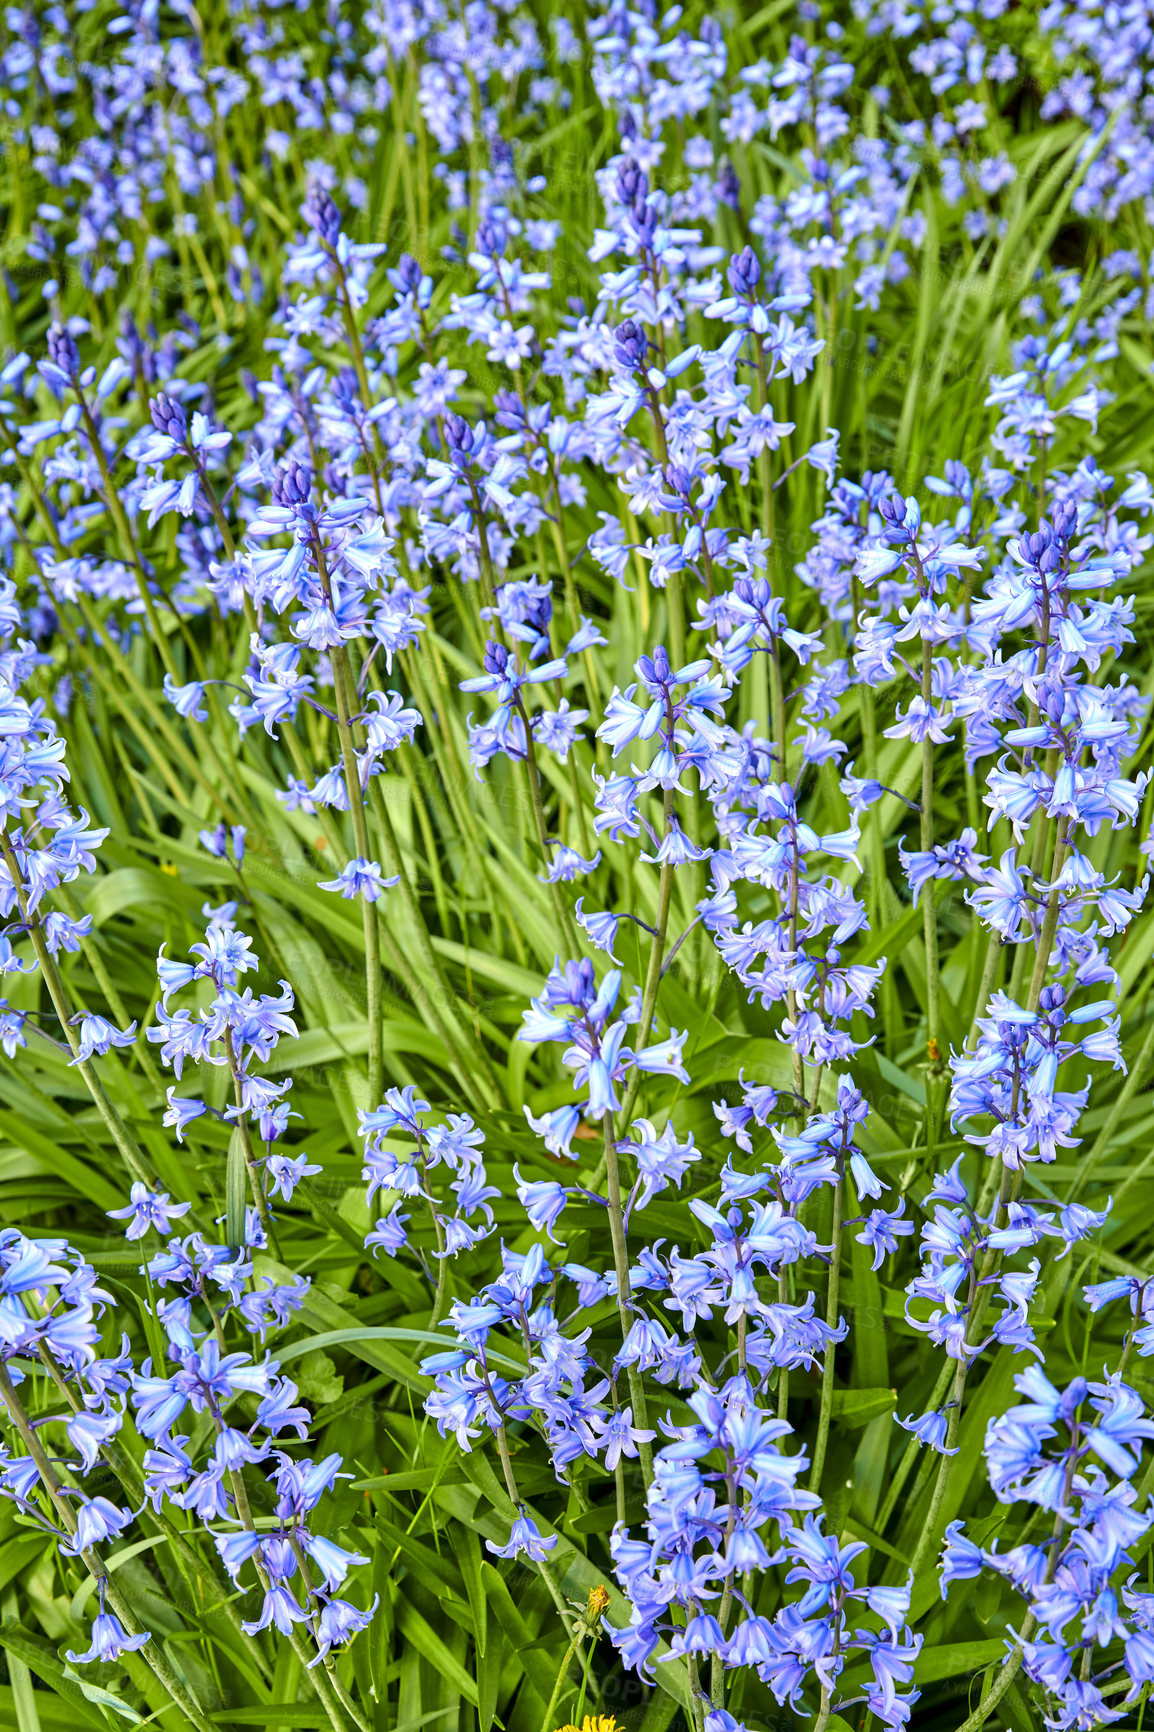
[727,245,761,297]
[613,318,648,372]
[664,463,693,501]
[631,203,658,245]
[615,159,648,208]
[395,253,423,293]
[333,366,360,411]
[718,160,741,210]
[476,218,506,260]
[637,645,672,689]
[444,413,474,457]
[272,458,313,508]
[46,321,80,380]
[303,189,342,247]
[1024,524,1053,565]
[1042,683,1066,725]
[149,392,188,442]
[481,640,508,677]
[560,957,596,1004]
[527,592,552,632]
[1052,499,1077,542]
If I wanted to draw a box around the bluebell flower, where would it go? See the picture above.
[309,1595,380,1664]
[897,1407,959,1455]
[486,1512,557,1562]
[265,1152,322,1202]
[317,858,398,901]
[107,1185,191,1241]
[513,1167,570,1243]
[66,1610,151,1666]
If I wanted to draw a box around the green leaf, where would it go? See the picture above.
[914,1640,1006,1683]
[0,1535,51,1598]
[0,1624,108,1729]
[396,1602,478,1706]
[480,1564,558,1708]
[226,1125,247,1254]
[275,1324,526,1378]
[254,1260,427,1391]
[457,1527,487,1660]
[830,1387,896,1427]
[209,1711,325,1727]
[294,1349,343,1405]
[82,867,203,926]
[2,1676,42,1732]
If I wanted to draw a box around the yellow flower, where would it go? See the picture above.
[555,1717,620,1732]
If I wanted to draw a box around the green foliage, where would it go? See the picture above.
[0,0,1152,1728]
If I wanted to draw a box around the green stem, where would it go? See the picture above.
[421,1167,451,1325]
[603,1118,653,1486]
[952,1625,1034,1732]
[223,1029,282,1257]
[905,1159,1025,1577]
[769,638,788,786]
[1071,1012,1154,1201]
[539,1626,585,1732]
[369,779,501,1106]
[966,928,1003,1049]
[218,1435,352,1732]
[485,1392,570,1620]
[776,1274,791,1422]
[753,334,776,558]
[875,1355,955,1534]
[1024,819,1069,1012]
[516,695,581,958]
[608,787,680,1151]
[809,1168,843,1493]
[329,631,383,1105]
[920,635,943,1138]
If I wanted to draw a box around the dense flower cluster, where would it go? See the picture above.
[0,0,1152,1730]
